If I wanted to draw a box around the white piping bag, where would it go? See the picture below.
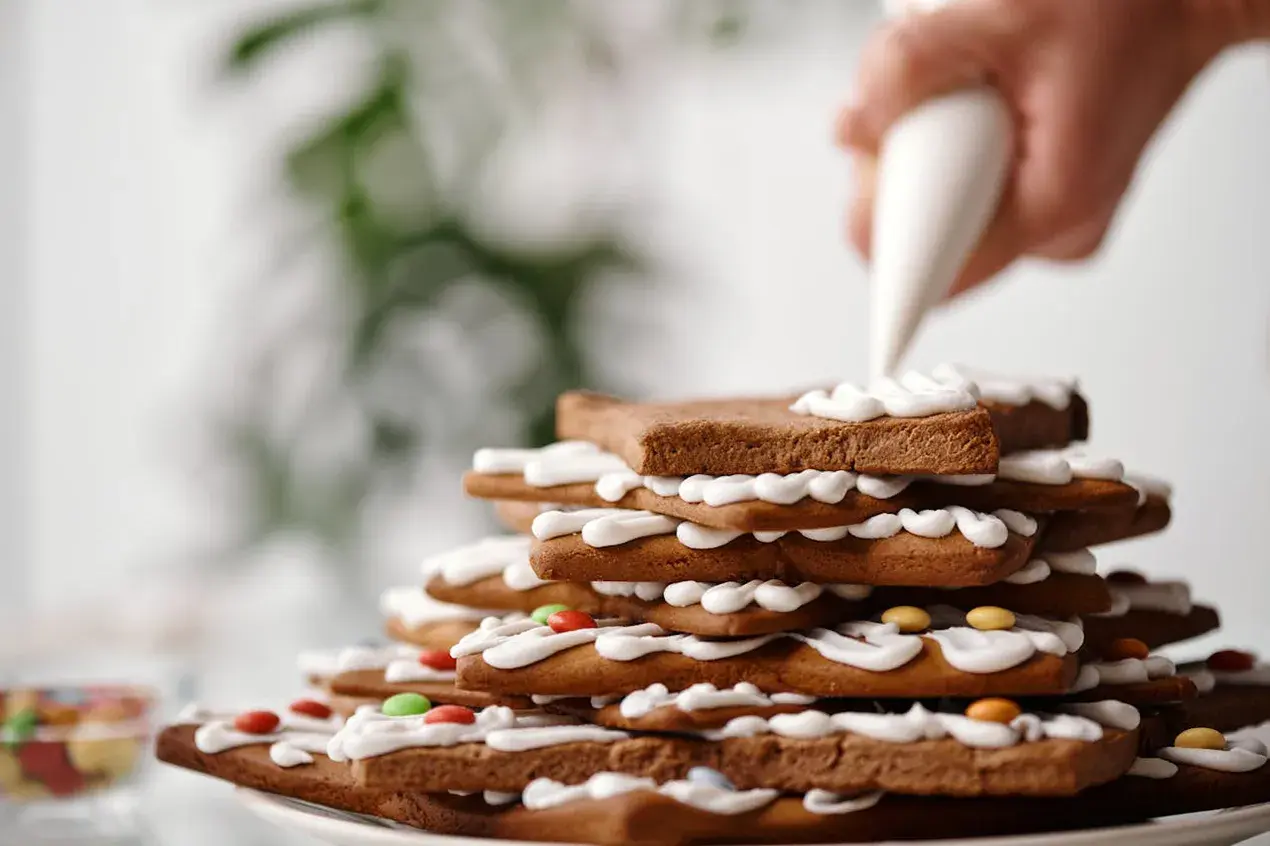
[868,0,1012,381]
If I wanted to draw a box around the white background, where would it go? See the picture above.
[4,1,1270,841]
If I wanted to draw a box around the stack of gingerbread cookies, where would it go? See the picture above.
[157,365,1270,844]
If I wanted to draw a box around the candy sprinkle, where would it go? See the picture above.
[531,604,570,625]
[382,693,432,718]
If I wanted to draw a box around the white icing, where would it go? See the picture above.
[267,732,331,768]
[473,441,627,486]
[595,630,783,663]
[1060,701,1141,731]
[790,370,978,423]
[1128,757,1178,779]
[618,683,816,719]
[997,448,1123,486]
[1001,551,1095,587]
[593,578,869,614]
[1186,669,1217,694]
[379,586,489,626]
[1072,656,1176,689]
[931,363,1075,410]
[422,535,535,587]
[298,643,425,681]
[536,505,1028,551]
[717,703,1103,748]
[193,710,342,757]
[1110,581,1193,616]
[532,508,680,547]
[1042,549,1097,575]
[383,660,456,684]
[326,705,615,761]
[802,790,886,815]
[451,618,665,670]
[522,773,778,815]
[790,623,925,672]
[456,609,1081,676]
[483,791,520,806]
[1210,665,1270,687]
[1159,738,1268,773]
[483,725,629,752]
[1089,591,1132,619]
[1003,559,1050,585]
[925,608,1083,674]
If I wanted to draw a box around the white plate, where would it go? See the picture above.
[235,788,1270,846]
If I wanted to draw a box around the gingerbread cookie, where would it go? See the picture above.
[379,749,1270,846]
[555,389,998,477]
[1181,651,1270,732]
[1040,490,1172,552]
[529,507,1039,586]
[451,612,1084,699]
[322,700,1135,797]
[468,443,1136,533]
[299,643,526,710]
[424,538,1110,637]
[1081,573,1219,651]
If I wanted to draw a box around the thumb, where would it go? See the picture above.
[840,1,1012,156]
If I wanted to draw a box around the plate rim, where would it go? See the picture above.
[234,787,1270,846]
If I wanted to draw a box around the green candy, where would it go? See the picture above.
[382,693,431,717]
[3,708,38,749]
[531,604,570,625]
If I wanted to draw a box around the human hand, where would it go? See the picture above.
[839,0,1262,298]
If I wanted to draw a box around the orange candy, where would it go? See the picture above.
[965,698,1022,724]
[289,700,333,720]
[1103,638,1150,661]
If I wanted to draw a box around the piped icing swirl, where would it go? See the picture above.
[326,705,623,761]
[521,772,779,815]
[789,370,979,423]
[423,536,872,615]
[183,704,344,768]
[617,683,816,719]
[531,506,1035,551]
[451,608,1083,675]
[296,643,456,685]
[713,701,1123,748]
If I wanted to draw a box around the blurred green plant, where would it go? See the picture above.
[219,0,758,553]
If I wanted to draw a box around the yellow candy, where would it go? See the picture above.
[1173,727,1227,750]
[881,606,931,633]
[0,748,23,792]
[67,736,142,781]
[966,606,1016,631]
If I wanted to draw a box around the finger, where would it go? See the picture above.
[849,0,1016,156]
[942,196,1027,300]
[847,152,879,260]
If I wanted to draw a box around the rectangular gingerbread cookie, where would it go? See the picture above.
[554,372,1088,478]
[465,442,1136,533]
[423,537,1113,637]
[322,702,1136,798]
[450,614,1083,699]
[555,391,1001,477]
[527,507,1039,586]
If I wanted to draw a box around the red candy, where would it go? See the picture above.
[234,710,281,735]
[548,610,597,633]
[1207,649,1257,672]
[289,699,333,720]
[424,705,476,725]
[419,649,458,671]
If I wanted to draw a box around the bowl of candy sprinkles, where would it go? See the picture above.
[1,684,156,803]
